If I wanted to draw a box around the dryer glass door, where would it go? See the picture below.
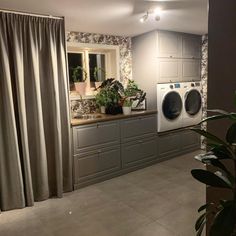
[185,90,202,116]
[162,91,182,120]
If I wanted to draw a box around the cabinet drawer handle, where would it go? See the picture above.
[96,124,99,128]
[170,56,173,58]
[98,150,102,153]
[138,140,143,144]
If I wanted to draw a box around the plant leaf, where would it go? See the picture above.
[226,123,236,144]
[211,145,234,160]
[191,128,229,147]
[198,203,214,213]
[195,213,206,231]
[210,202,236,236]
[214,171,233,187]
[191,169,233,189]
[197,220,206,236]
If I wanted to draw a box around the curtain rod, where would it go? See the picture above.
[0,8,63,20]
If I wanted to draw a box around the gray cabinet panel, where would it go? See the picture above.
[73,121,120,153]
[74,146,121,183]
[180,129,200,150]
[157,132,181,158]
[121,137,157,168]
[157,31,182,58]
[182,59,201,82]
[157,58,182,83]
[182,35,201,59]
[120,115,156,142]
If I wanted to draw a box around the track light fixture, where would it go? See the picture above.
[139,12,148,23]
[139,7,162,23]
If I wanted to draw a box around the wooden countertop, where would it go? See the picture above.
[71,110,157,126]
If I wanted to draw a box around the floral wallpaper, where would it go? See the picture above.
[201,35,208,148]
[67,31,132,117]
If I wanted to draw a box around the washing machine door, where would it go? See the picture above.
[185,89,202,116]
[162,91,183,120]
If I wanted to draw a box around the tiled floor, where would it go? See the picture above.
[0,150,205,236]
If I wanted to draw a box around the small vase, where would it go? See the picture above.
[122,106,132,115]
[74,82,86,95]
[100,106,106,114]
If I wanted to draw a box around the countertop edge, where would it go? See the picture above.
[71,110,157,126]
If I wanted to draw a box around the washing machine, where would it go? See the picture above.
[182,82,202,127]
[157,83,184,132]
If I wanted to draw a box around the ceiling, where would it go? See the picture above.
[0,0,208,37]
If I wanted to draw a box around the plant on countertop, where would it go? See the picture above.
[95,78,124,114]
[190,94,236,236]
[71,66,87,82]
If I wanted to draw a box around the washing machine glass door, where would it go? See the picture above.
[185,89,202,116]
[162,91,182,120]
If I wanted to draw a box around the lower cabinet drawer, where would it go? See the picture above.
[74,146,121,183]
[121,136,157,168]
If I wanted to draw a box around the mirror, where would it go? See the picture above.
[67,42,120,97]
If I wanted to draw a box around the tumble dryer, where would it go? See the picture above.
[182,82,202,127]
[157,83,183,132]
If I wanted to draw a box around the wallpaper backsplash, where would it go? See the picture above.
[67,31,132,117]
[201,34,208,148]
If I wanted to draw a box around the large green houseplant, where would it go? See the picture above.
[71,66,87,95]
[191,97,236,236]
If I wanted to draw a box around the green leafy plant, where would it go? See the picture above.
[191,97,236,236]
[122,98,133,107]
[93,67,106,82]
[71,66,87,82]
[124,79,141,97]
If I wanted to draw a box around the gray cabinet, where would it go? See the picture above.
[157,129,200,159]
[74,145,121,184]
[121,136,157,168]
[157,58,182,83]
[157,31,182,58]
[182,35,201,59]
[121,115,156,142]
[73,121,120,154]
[182,59,201,82]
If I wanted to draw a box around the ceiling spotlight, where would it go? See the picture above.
[140,12,148,23]
[154,7,162,16]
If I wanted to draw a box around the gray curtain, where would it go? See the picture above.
[0,12,72,212]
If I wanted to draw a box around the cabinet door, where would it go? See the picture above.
[74,146,121,183]
[182,59,201,82]
[157,132,181,158]
[182,35,201,59]
[120,115,156,143]
[73,121,120,154]
[158,58,182,83]
[180,130,200,151]
[157,32,182,58]
[121,137,157,168]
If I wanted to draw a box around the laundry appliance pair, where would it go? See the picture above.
[157,82,202,133]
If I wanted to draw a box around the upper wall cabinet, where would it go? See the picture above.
[182,35,201,59]
[157,31,201,59]
[157,32,182,58]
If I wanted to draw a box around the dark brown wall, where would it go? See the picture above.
[207,0,236,234]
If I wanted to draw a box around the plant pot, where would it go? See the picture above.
[100,106,106,114]
[95,82,102,89]
[106,105,122,115]
[74,82,86,95]
[122,106,132,115]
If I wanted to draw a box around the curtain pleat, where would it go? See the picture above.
[0,12,72,212]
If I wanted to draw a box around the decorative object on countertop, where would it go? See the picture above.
[123,79,146,111]
[71,98,97,118]
[71,66,87,95]
[95,78,124,115]
[190,97,236,236]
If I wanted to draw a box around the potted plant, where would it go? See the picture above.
[95,78,124,115]
[94,67,106,89]
[190,96,236,236]
[95,88,107,113]
[122,98,133,115]
[71,66,87,95]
